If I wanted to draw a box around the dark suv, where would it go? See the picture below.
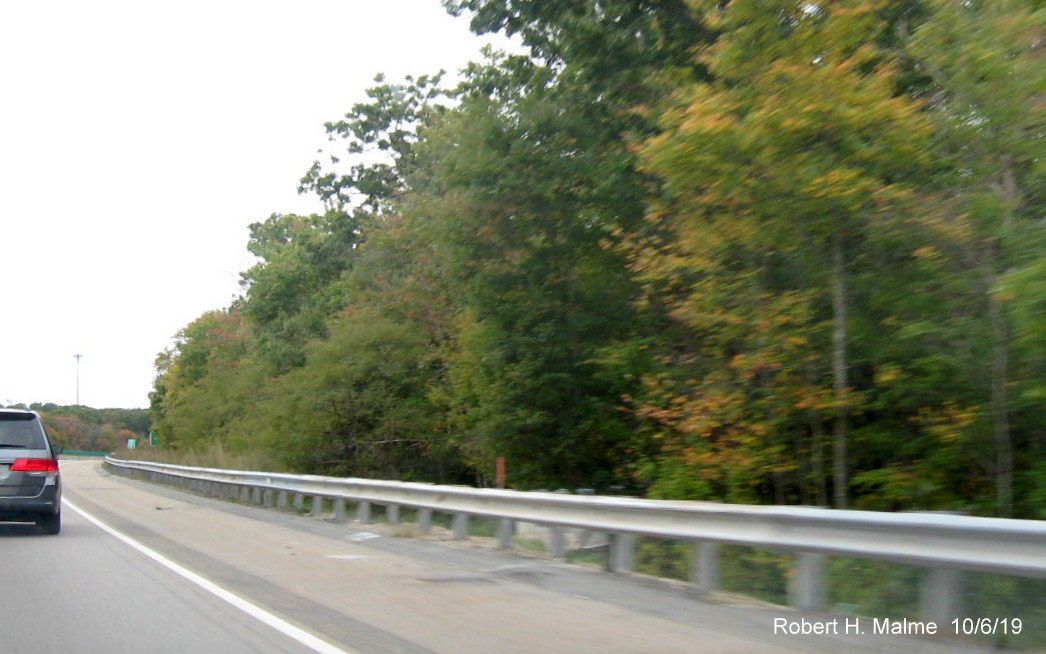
[0,409,62,534]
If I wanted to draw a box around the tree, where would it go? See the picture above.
[146,0,1043,517]
[238,307,443,479]
[405,65,648,487]
[632,0,936,506]
[908,0,1046,515]
[443,0,713,101]
[150,308,254,450]
[240,210,359,373]
[300,73,448,215]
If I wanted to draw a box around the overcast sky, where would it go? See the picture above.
[0,0,509,409]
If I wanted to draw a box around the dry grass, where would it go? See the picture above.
[114,441,281,472]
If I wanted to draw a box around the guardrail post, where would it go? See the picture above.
[691,542,720,594]
[549,526,567,559]
[293,493,305,511]
[357,501,371,523]
[496,519,514,549]
[251,487,262,505]
[608,533,634,572]
[919,567,964,623]
[418,508,433,534]
[334,498,346,523]
[311,495,324,516]
[452,513,469,540]
[241,486,251,502]
[277,491,288,509]
[386,504,400,525]
[263,489,274,508]
[789,552,827,611]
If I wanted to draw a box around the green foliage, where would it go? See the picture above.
[18,404,149,452]
[238,307,444,479]
[626,0,944,508]
[149,0,1046,521]
[965,573,1046,649]
[27,403,150,434]
[719,545,790,606]
[443,0,713,99]
[408,54,653,489]
[301,72,448,214]
[241,211,359,372]
[149,308,254,451]
[905,0,1046,516]
[634,537,692,582]
[827,557,921,618]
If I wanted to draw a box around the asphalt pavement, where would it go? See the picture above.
[0,505,320,653]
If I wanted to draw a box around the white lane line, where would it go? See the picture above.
[63,499,358,654]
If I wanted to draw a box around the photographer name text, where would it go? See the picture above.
[773,617,1022,637]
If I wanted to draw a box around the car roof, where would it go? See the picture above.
[0,408,39,417]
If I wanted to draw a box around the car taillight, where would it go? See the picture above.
[11,458,59,475]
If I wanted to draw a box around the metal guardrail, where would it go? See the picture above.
[104,456,1046,620]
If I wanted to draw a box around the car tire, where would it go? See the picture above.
[37,511,61,535]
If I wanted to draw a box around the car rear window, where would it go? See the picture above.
[0,413,48,449]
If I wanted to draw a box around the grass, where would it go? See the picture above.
[633,541,1046,649]
[115,441,281,472]
[567,547,607,567]
[634,537,691,582]
[513,536,548,555]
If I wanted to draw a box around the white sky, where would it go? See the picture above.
[0,0,509,409]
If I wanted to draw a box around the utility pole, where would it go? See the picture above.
[74,354,82,406]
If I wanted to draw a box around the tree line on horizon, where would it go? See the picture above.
[1,403,150,452]
[149,0,1046,518]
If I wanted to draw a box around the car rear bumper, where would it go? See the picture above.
[0,484,60,520]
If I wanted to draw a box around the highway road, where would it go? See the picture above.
[0,460,994,653]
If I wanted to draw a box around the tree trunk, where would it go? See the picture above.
[988,274,1013,517]
[794,429,810,505]
[831,231,849,509]
[811,413,828,507]
[806,363,828,507]
[989,160,1018,517]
